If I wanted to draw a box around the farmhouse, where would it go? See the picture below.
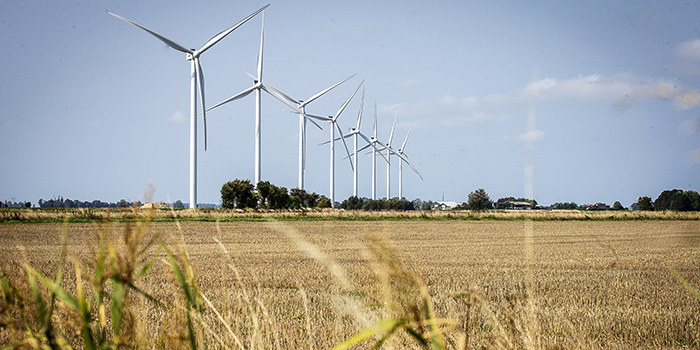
[434,201,460,211]
[507,201,532,210]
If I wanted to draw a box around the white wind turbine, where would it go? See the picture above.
[353,102,387,200]
[328,89,387,198]
[109,5,268,208]
[384,111,398,199]
[309,81,363,207]
[205,11,270,185]
[264,76,355,190]
[395,124,423,199]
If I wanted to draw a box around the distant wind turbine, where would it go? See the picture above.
[326,88,386,198]
[109,5,268,208]
[395,124,423,199]
[353,102,387,200]
[264,76,355,189]
[384,111,398,199]
[309,81,363,207]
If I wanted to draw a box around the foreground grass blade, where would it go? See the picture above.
[669,267,700,302]
[26,266,78,311]
[111,280,125,336]
[329,318,403,350]
[162,242,198,350]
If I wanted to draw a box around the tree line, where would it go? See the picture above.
[36,197,140,208]
[221,179,417,210]
[221,179,330,209]
[636,189,700,212]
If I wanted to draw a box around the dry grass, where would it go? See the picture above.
[2,207,699,222]
[1,219,699,349]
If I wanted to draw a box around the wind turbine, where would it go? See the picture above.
[264,76,355,189]
[205,11,269,185]
[352,102,387,200]
[327,88,386,198]
[395,124,423,199]
[384,111,398,199]
[309,81,363,207]
[109,5,268,208]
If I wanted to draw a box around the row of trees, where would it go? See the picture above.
[338,196,415,211]
[637,189,700,212]
[36,197,139,208]
[220,180,331,209]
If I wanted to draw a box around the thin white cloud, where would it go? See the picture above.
[523,73,700,110]
[379,73,700,130]
[398,79,426,88]
[688,147,700,165]
[516,130,545,142]
[167,111,186,123]
[675,39,700,60]
[682,118,700,136]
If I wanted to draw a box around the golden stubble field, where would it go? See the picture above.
[1,219,699,349]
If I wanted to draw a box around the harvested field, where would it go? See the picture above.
[1,220,699,349]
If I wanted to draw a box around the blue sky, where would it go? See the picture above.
[1,0,699,207]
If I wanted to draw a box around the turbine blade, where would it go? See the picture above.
[356,86,365,130]
[262,85,299,111]
[305,113,330,122]
[301,74,355,108]
[109,12,191,54]
[318,136,343,146]
[198,4,269,54]
[336,122,354,172]
[402,153,423,180]
[257,12,264,82]
[401,123,413,151]
[356,143,372,153]
[195,58,208,150]
[388,110,397,146]
[304,114,324,130]
[207,85,256,112]
[373,100,377,139]
[333,80,364,121]
[264,82,299,106]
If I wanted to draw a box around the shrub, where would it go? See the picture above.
[221,179,257,209]
[316,196,332,208]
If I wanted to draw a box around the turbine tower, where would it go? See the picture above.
[264,76,354,189]
[385,111,398,199]
[109,5,268,208]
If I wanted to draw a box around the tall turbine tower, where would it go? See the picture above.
[385,111,398,199]
[109,5,268,208]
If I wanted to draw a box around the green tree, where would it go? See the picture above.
[637,196,654,211]
[316,196,332,208]
[684,190,700,211]
[340,196,364,210]
[269,185,290,209]
[654,189,690,211]
[467,189,491,211]
[256,181,272,208]
[25,202,31,208]
[612,201,623,210]
[172,200,185,209]
[221,179,257,209]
